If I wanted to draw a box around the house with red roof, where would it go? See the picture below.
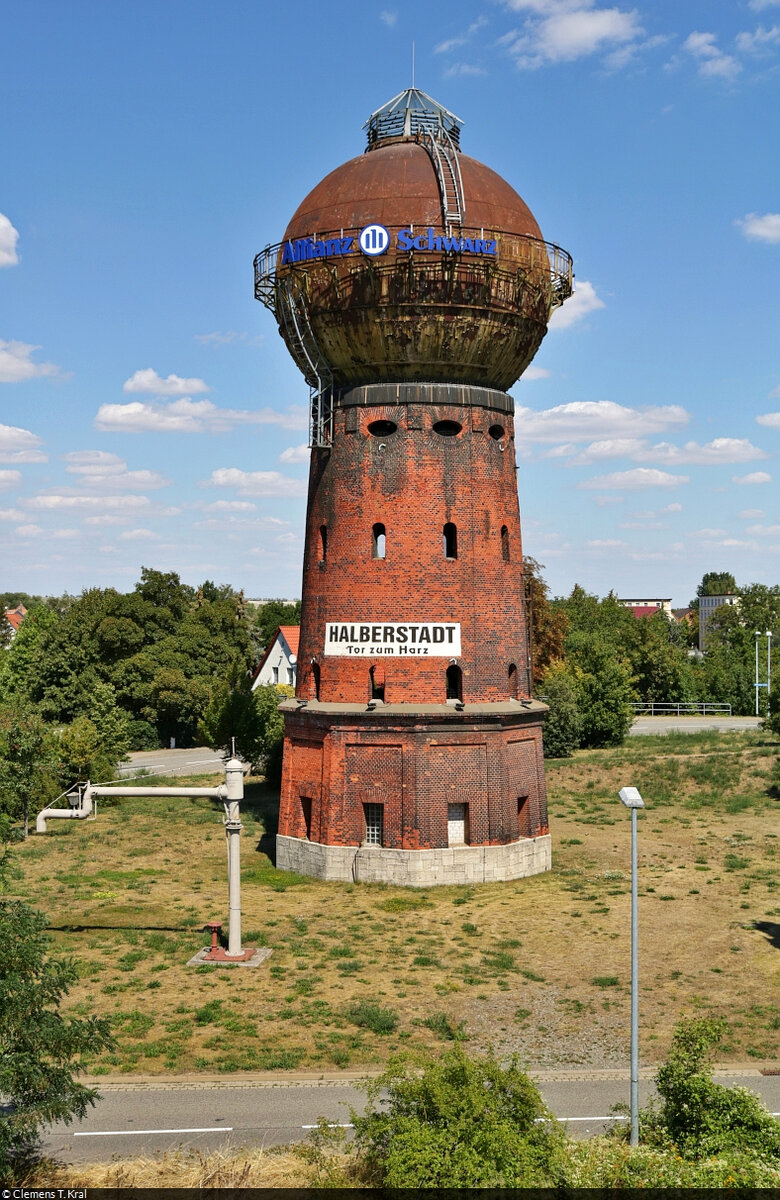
[251,625,300,690]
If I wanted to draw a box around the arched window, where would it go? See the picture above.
[319,524,327,562]
[369,665,385,702]
[446,664,463,701]
[312,662,321,701]
[443,522,457,560]
[372,522,386,559]
[501,525,510,562]
[508,663,518,699]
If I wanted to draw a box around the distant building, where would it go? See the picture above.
[699,593,740,652]
[252,625,300,689]
[3,603,27,642]
[618,598,673,618]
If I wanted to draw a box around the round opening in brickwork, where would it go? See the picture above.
[433,420,462,437]
[488,424,505,441]
[367,419,398,437]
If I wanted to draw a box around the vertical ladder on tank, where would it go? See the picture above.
[419,128,465,227]
[275,275,334,448]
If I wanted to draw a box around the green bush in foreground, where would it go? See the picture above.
[352,1047,566,1187]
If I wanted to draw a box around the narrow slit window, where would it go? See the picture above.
[501,525,510,562]
[319,524,327,562]
[369,665,385,702]
[364,803,384,846]
[446,664,463,701]
[301,797,313,840]
[517,795,531,838]
[508,663,518,698]
[312,662,321,701]
[372,522,386,559]
[443,522,457,560]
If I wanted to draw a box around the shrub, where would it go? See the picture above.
[345,1001,398,1035]
[353,1047,566,1187]
[640,1017,780,1160]
[538,660,583,758]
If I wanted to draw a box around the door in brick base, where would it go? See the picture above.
[447,802,468,845]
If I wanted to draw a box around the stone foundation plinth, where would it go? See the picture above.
[276,832,551,886]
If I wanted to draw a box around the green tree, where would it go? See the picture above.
[0,817,114,1182]
[254,598,301,651]
[538,661,582,758]
[693,571,738,604]
[353,1047,565,1187]
[0,702,60,838]
[523,558,569,684]
[199,662,265,767]
[57,681,131,785]
[253,683,294,785]
[567,632,635,747]
[640,1017,780,1159]
[628,613,697,704]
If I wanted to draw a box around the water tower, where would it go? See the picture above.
[254,88,572,884]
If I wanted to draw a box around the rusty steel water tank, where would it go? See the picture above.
[255,89,573,398]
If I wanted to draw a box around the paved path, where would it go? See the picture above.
[41,1067,780,1163]
[118,747,225,778]
[630,716,762,735]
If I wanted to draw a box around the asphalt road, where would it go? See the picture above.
[41,1069,780,1163]
[629,715,762,735]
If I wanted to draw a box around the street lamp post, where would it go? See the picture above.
[755,631,761,717]
[768,631,773,717]
[619,785,645,1147]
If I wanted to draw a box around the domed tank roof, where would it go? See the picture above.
[284,142,544,246]
[254,88,572,399]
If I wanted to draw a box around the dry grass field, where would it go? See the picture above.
[11,729,779,1075]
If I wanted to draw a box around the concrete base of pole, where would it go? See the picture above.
[187,946,273,969]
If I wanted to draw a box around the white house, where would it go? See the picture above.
[252,626,300,690]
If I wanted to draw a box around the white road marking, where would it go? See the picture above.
[75,1126,233,1137]
[301,1123,354,1129]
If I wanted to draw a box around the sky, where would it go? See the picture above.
[2,0,779,608]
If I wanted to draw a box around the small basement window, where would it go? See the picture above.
[433,419,462,437]
[372,522,386,559]
[443,522,458,560]
[364,803,384,846]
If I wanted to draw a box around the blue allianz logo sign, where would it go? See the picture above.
[358,224,391,256]
[280,224,498,265]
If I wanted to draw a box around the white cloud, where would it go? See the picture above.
[208,467,307,498]
[95,397,307,434]
[758,411,780,428]
[645,437,766,465]
[443,62,489,76]
[379,9,397,26]
[587,538,626,548]
[0,470,22,491]
[63,450,170,490]
[503,3,644,69]
[0,423,46,464]
[83,514,129,526]
[736,24,780,53]
[580,468,689,490]
[122,368,209,395]
[27,493,152,511]
[0,507,24,520]
[561,437,647,464]
[0,340,62,383]
[15,523,43,537]
[52,529,79,540]
[0,213,20,268]
[683,31,741,79]
[118,528,160,541]
[733,471,772,484]
[514,399,688,443]
[746,523,780,535]
[279,443,311,464]
[202,500,258,513]
[736,213,780,243]
[750,0,780,9]
[548,280,605,329]
[739,508,764,519]
[521,365,551,380]
[691,527,728,538]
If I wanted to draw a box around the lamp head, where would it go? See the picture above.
[619,786,645,809]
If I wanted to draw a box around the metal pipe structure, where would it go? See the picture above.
[619,786,645,1148]
[35,758,247,958]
